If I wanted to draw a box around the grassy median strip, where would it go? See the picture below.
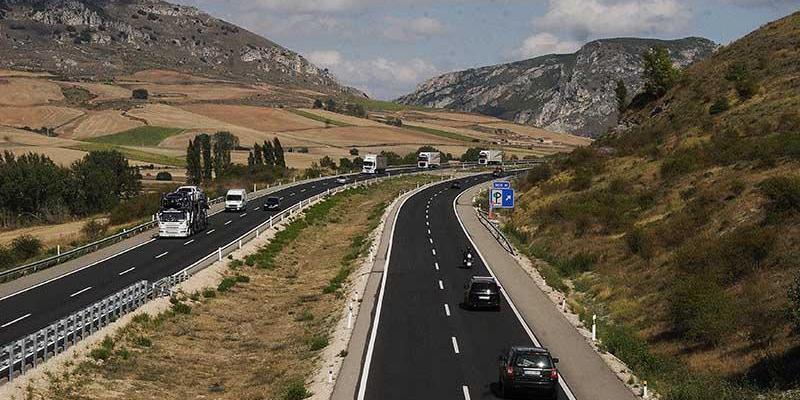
[25,175,433,400]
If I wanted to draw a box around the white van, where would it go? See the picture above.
[225,189,248,211]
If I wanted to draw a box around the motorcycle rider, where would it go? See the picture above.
[462,247,475,268]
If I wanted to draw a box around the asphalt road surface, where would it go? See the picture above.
[0,168,419,346]
[361,174,575,400]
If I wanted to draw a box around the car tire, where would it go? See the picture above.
[550,389,558,400]
[498,380,510,398]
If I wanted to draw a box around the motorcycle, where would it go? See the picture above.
[462,251,474,268]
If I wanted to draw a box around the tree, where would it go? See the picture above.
[212,131,237,177]
[642,46,680,98]
[460,148,482,162]
[253,143,264,165]
[69,150,141,214]
[247,151,255,172]
[319,156,336,170]
[0,151,69,217]
[324,98,337,112]
[614,79,628,117]
[313,99,324,109]
[349,148,359,156]
[185,139,202,184]
[263,140,275,167]
[379,151,402,166]
[273,138,286,169]
[132,88,149,100]
[338,158,353,173]
[196,134,212,181]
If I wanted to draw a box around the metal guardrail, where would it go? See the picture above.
[0,173,398,384]
[476,206,516,256]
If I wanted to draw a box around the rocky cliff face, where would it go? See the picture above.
[397,37,717,137]
[0,0,362,95]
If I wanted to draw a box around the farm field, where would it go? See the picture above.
[0,106,84,130]
[0,78,64,106]
[180,104,326,132]
[58,110,145,139]
[87,126,185,147]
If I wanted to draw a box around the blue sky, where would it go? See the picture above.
[173,0,799,99]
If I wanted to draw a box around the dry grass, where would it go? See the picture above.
[412,110,504,124]
[179,104,325,132]
[297,108,386,127]
[58,111,144,139]
[61,82,132,103]
[118,69,217,84]
[0,106,84,129]
[25,176,427,400]
[0,78,64,106]
[124,83,262,102]
[281,125,462,147]
[481,122,592,147]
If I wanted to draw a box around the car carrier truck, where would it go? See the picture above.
[362,154,387,174]
[157,186,209,238]
[479,150,503,166]
[417,152,441,169]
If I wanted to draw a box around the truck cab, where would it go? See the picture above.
[225,189,247,211]
[417,152,441,169]
[362,154,387,174]
[479,150,503,166]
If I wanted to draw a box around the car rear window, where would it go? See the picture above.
[514,353,553,369]
[471,282,497,291]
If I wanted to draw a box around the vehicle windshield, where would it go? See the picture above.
[267,197,280,205]
[514,353,553,369]
[418,156,427,161]
[160,211,186,222]
[178,188,193,194]
[227,194,243,201]
[471,282,496,292]
[363,161,374,168]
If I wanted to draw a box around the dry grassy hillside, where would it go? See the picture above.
[505,12,800,399]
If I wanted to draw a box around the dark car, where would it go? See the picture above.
[463,276,501,310]
[493,167,504,177]
[498,347,559,399]
[264,196,281,211]
[451,180,462,189]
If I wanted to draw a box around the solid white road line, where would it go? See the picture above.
[70,286,92,298]
[0,238,157,302]
[453,190,578,400]
[118,267,136,276]
[462,386,471,400]
[444,304,451,316]
[155,251,168,259]
[451,336,460,354]
[434,262,439,270]
[225,220,232,225]
[438,280,444,290]
[1,313,31,328]
[206,229,216,235]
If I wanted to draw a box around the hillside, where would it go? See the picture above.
[398,37,716,137]
[0,0,361,95]
[504,12,800,399]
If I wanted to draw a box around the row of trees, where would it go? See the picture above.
[0,150,141,226]
[246,137,287,171]
[312,98,367,118]
[185,132,240,184]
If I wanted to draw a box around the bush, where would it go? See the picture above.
[132,88,149,100]
[202,287,217,298]
[676,226,774,283]
[625,228,654,260]
[759,175,800,221]
[709,97,730,115]
[554,252,597,277]
[601,323,666,378]
[171,301,191,314]
[669,277,736,346]
[569,169,593,191]
[217,277,237,292]
[308,335,329,351]
[349,148,359,156]
[90,336,115,361]
[660,148,705,180]
[235,274,250,283]
[134,335,152,348]
[109,192,160,226]
[283,379,311,400]
[155,171,172,181]
[81,219,108,241]
[11,235,41,260]
[525,164,552,187]
[0,245,15,270]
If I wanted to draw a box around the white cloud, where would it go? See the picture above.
[306,51,439,98]
[716,0,800,7]
[534,0,691,40]
[382,16,446,42]
[512,33,581,59]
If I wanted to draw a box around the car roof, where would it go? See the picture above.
[469,276,496,284]
[510,346,550,354]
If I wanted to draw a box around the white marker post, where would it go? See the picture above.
[347,304,353,329]
[591,314,597,342]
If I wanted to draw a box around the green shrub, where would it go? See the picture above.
[235,274,250,283]
[295,309,314,322]
[132,88,149,100]
[669,277,736,346]
[282,379,311,400]
[202,287,217,298]
[601,323,667,378]
[677,226,774,283]
[525,164,552,187]
[217,277,237,292]
[134,335,152,348]
[569,169,593,191]
[0,245,15,270]
[307,335,329,351]
[155,171,172,181]
[90,336,115,361]
[625,228,654,259]
[660,148,705,180]
[554,252,597,277]
[709,97,730,115]
[759,175,800,221]
[171,301,191,314]
[11,235,41,260]
[81,219,108,241]
[109,193,160,225]
[131,313,150,325]
[228,259,244,269]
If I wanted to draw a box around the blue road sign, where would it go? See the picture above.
[489,188,514,209]
[493,181,511,189]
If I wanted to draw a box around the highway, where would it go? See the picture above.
[0,168,418,346]
[360,174,575,400]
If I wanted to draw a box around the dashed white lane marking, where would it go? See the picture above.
[118,267,136,276]
[254,207,260,211]
[184,239,194,246]
[462,386,471,400]
[432,248,436,256]
[70,286,92,298]
[1,313,31,328]
[312,185,316,189]
[427,229,431,235]
[290,193,296,196]
[435,262,439,270]
[451,336,460,354]
[280,197,285,200]
[301,188,307,192]
[438,280,444,290]
[426,221,430,226]
[240,213,247,218]
[429,238,434,244]
[444,304,451,316]
[225,220,232,225]
[207,229,216,235]
[155,252,168,259]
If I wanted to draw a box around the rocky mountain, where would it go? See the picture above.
[0,0,361,95]
[397,37,717,137]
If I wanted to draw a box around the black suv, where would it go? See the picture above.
[462,276,501,310]
[264,196,281,211]
[498,346,559,399]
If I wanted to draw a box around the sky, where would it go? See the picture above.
[173,0,799,100]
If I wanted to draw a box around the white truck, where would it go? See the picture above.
[225,189,248,212]
[479,150,503,166]
[417,152,441,169]
[157,186,209,238]
[362,154,387,174]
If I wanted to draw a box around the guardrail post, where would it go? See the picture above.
[43,327,48,362]
[238,240,242,250]
[269,216,273,228]
[8,343,13,382]
[256,228,259,238]
[32,330,38,368]
[20,337,25,375]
